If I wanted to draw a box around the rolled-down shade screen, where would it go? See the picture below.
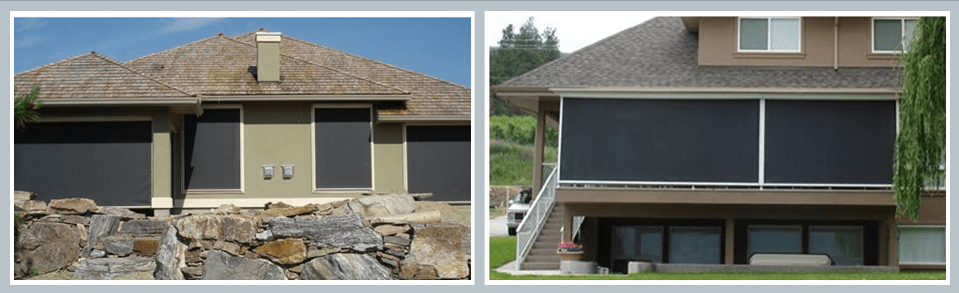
[560,98,760,183]
[764,100,896,184]
[314,108,372,189]
[15,122,152,206]
[406,126,471,202]
[184,109,242,190]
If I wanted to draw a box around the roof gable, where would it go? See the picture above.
[498,17,901,90]
[14,52,190,99]
[124,35,408,96]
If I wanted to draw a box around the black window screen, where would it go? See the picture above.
[14,121,152,206]
[406,126,471,202]
[184,109,241,190]
[560,98,760,183]
[314,108,372,189]
[764,100,896,184]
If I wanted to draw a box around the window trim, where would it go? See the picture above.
[737,17,803,53]
[311,103,375,193]
[871,17,919,54]
[898,225,947,265]
[180,104,245,195]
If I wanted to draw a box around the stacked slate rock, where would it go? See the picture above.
[13,192,470,280]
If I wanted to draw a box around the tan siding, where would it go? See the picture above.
[699,17,902,67]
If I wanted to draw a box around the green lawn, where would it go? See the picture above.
[489,140,557,186]
[488,237,945,280]
[489,236,517,269]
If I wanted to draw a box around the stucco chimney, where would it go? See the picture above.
[255,32,281,82]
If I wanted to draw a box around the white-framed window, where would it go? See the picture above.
[181,105,244,193]
[738,17,802,52]
[311,104,374,192]
[873,17,918,53]
[899,226,946,265]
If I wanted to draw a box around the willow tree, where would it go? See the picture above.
[894,17,946,220]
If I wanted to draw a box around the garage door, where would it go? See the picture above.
[14,121,152,206]
[406,125,470,202]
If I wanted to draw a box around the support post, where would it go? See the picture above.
[725,218,735,265]
[532,104,547,190]
[562,203,572,243]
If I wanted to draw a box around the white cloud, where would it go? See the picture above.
[15,18,46,33]
[486,12,655,53]
[158,18,224,34]
[16,36,45,48]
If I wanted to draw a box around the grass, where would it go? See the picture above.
[489,140,557,186]
[489,236,517,269]
[490,208,506,219]
[488,237,946,280]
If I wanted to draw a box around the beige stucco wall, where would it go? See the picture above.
[698,17,902,67]
[175,102,409,209]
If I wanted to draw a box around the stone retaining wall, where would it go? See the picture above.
[14,192,470,280]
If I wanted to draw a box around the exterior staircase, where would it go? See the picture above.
[519,204,564,270]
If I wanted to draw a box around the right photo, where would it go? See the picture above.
[487,12,946,281]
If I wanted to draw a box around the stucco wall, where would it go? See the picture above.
[698,17,904,67]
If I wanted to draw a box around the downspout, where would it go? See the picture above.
[834,17,839,71]
[193,95,204,116]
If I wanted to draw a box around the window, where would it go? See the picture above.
[809,226,864,266]
[669,227,722,264]
[612,226,664,263]
[183,107,243,191]
[312,105,373,190]
[739,17,801,52]
[747,225,802,257]
[874,18,918,52]
[899,226,946,264]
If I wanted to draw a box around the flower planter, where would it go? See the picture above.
[556,250,584,262]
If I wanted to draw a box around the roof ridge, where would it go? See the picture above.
[125,34,229,66]
[87,52,194,97]
[499,17,663,87]
[283,35,471,90]
[14,51,99,76]
[236,31,469,90]
[222,34,411,94]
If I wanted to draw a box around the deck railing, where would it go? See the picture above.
[515,166,559,270]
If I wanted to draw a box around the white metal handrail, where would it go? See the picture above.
[515,166,559,270]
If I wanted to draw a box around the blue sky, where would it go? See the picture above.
[13,17,472,87]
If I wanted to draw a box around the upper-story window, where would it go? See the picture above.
[739,17,801,52]
[873,18,918,53]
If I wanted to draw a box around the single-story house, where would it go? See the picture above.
[14,30,472,215]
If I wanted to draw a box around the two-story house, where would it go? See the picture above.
[492,16,945,273]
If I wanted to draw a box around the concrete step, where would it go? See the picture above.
[521,262,560,270]
[529,247,556,255]
[526,254,560,262]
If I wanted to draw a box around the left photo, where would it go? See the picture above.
[12,14,472,281]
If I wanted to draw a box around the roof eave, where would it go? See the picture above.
[199,94,412,102]
[376,115,470,123]
[40,97,200,106]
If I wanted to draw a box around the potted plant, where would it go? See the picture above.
[556,242,584,261]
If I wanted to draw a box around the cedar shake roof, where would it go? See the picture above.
[234,32,471,117]
[497,17,902,90]
[15,31,470,118]
[124,35,407,96]
[14,52,190,99]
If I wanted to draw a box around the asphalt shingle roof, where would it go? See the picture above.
[14,52,190,99]
[499,17,902,90]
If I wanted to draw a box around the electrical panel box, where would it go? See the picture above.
[282,165,294,179]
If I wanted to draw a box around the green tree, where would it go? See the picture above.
[490,17,561,115]
[894,17,946,220]
[14,86,41,129]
